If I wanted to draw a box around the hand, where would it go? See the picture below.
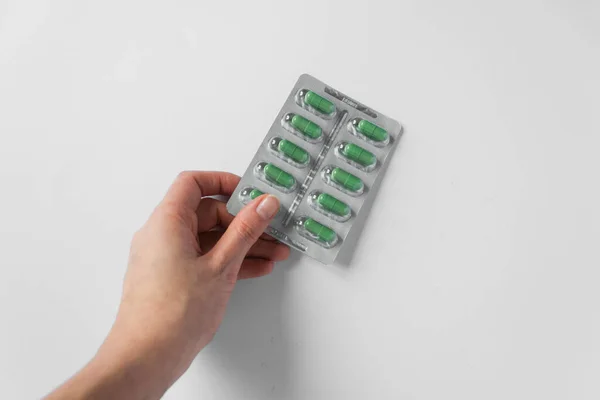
[46,171,289,399]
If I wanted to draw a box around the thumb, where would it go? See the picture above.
[208,194,280,272]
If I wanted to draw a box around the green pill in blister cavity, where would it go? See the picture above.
[304,218,336,244]
[286,113,322,140]
[249,189,264,200]
[314,192,350,217]
[275,138,309,164]
[353,118,388,142]
[330,167,363,193]
[263,163,295,189]
[339,142,376,168]
[301,90,335,115]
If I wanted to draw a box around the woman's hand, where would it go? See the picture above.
[46,171,289,400]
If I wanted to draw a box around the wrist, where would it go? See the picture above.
[103,324,190,388]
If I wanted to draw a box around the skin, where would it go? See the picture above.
[45,171,290,400]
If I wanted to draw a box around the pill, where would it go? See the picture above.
[330,167,364,192]
[304,218,336,243]
[249,189,264,200]
[272,138,309,164]
[352,118,388,142]
[285,113,322,139]
[263,163,295,189]
[313,192,350,217]
[339,142,376,168]
[300,90,335,115]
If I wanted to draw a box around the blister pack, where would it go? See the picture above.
[226,74,402,264]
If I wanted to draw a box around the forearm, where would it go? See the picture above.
[46,325,188,400]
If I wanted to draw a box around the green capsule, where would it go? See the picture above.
[339,142,376,168]
[302,90,335,115]
[304,218,336,243]
[249,189,264,200]
[277,138,309,164]
[354,118,388,142]
[287,113,322,140]
[315,192,350,217]
[330,167,363,193]
[264,163,295,189]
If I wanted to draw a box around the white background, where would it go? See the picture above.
[1,1,599,399]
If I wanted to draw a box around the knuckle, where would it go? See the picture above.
[222,269,239,285]
[207,252,229,273]
[130,228,145,247]
[176,170,192,181]
[128,228,147,262]
[202,251,241,285]
[235,219,258,245]
[175,170,197,187]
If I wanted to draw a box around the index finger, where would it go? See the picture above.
[161,171,240,212]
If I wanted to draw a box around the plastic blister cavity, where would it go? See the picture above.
[321,165,365,197]
[239,186,265,205]
[282,113,323,143]
[348,118,390,148]
[254,162,297,193]
[308,191,351,222]
[268,137,310,168]
[296,89,337,120]
[295,216,338,249]
[335,142,377,172]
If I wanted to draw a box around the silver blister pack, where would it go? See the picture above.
[226,74,402,264]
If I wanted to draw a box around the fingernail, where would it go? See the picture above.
[256,195,279,220]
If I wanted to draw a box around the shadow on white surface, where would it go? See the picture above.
[191,251,302,399]
[337,129,405,267]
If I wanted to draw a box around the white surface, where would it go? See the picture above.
[1,1,599,399]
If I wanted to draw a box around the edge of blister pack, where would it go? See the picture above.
[226,74,403,265]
